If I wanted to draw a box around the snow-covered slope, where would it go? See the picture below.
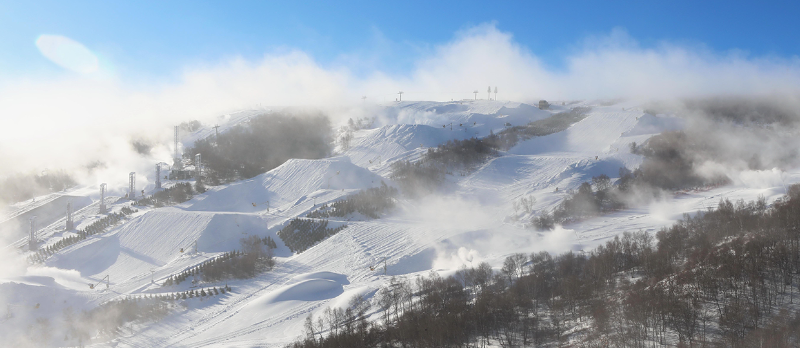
[3,99,799,347]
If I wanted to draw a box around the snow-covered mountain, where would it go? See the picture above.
[2,99,797,347]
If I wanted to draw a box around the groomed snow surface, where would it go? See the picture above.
[2,99,798,347]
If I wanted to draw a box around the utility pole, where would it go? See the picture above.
[397,91,403,102]
[473,90,478,100]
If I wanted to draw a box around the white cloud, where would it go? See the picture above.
[3,24,800,183]
[36,34,100,74]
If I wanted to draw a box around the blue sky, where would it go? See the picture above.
[1,0,800,179]
[1,0,798,81]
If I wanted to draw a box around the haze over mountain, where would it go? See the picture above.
[3,2,800,347]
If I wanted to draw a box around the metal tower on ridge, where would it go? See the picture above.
[155,163,162,190]
[28,216,37,251]
[99,183,107,213]
[195,153,202,181]
[173,126,182,170]
[129,172,136,199]
[155,162,169,190]
[66,201,74,230]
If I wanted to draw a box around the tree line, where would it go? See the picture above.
[185,112,332,184]
[288,185,800,348]
[484,106,591,150]
[37,286,232,347]
[278,218,347,253]
[390,108,591,197]
[28,206,136,264]
[162,235,276,286]
[134,182,195,207]
[533,173,628,229]
[307,183,398,219]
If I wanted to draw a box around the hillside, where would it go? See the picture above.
[1,99,798,347]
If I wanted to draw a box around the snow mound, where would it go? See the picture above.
[185,156,385,213]
[290,271,349,285]
[268,279,344,303]
[48,211,282,281]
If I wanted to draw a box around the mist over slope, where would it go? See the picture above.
[2,95,800,347]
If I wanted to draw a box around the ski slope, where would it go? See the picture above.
[2,99,799,347]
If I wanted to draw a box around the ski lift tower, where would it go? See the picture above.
[397,91,403,102]
[195,153,202,181]
[155,162,170,189]
[172,126,183,170]
[99,183,107,213]
[28,216,37,251]
[473,90,478,100]
[65,201,74,230]
[128,172,136,199]
[155,163,162,190]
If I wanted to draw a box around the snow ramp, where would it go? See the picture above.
[47,210,282,282]
[184,156,385,213]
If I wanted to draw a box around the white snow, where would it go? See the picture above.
[2,99,800,347]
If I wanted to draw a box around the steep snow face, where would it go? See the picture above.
[344,124,474,175]
[510,107,641,156]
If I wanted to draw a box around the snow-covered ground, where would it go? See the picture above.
[2,99,798,347]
